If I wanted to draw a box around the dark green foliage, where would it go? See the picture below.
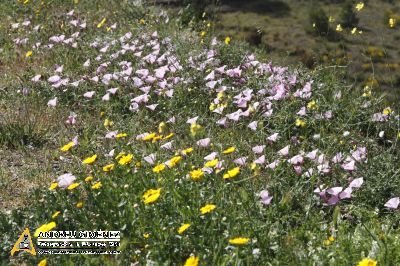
[309,6,330,35]
[340,0,359,28]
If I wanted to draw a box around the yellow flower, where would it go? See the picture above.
[104,118,113,127]
[389,18,396,28]
[34,222,56,237]
[163,133,174,140]
[158,122,166,133]
[225,36,231,45]
[336,24,343,32]
[76,202,83,208]
[204,159,218,168]
[357,258,377,266]
[25,50,33,57]
[355,2,364,11]
[177,223,191,234]
[209,103,216,111]
[182,147,194,155]
[116,133,127,139]
[91,182,102,189]
[60,141,74,152]
[190,169,204,181]
[142,188,161,204]
[307,100,317,110]
[152,135,163,142]
[383,107,393,115]
[184,256,199,266]
[328,236,335,242]
[223,167,240,179]
[143,133,156,141]
[97,18,106,28]
[229,237,250,245]
[323,239,332,246]
[200,204,216,214]
[169,156,182,167]
[153,164,166,173]
[351,27,358,34]
[85,176,93,182]
[115,152,126,160]
[118,154,134,165]
[362,86,372,97]
[143,233,150,239]
[190,123,202,137]
[51,211,61,219]
[67,182,80,190]
[200,31,206,37]
[222,146,235,154]
[82,154,97,165]
[103,164,115,172]
[139,18,145,24]
[49,182,58,190]
[38,258,47,266]
[295,118,306,127]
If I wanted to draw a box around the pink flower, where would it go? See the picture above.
[102,93,110,101]
[217,117,228,127]
[57,173,76,188]
[252,145,265,154]
[146,104,158,111]
[260,190,273,205]
[278,145,290,157]
[306,149,318,161]
[349,177,363,188]
[384,197,400,209]
[105,131,118,139]
[226,67,241,77]
[135,69,149,78]
[288,154,304,165]
[143,154,156,165]
[186,116,198,125]
[197,138,211,147]
[233,157,247,166]
[47,97,57,107]
[226,110,242,121]
[160,141,173,150]
[107,88,119,94]
[48,75,61,83]
[253,155,265,165]
[267,133,279,143]
[342,160,356,171]
[247,121,258,131]
[66,112,77,125]
[83,91,95,99]
[31,74,41,82]
[267,159,280,170]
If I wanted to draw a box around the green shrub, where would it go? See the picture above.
[309,6,330,36]
[340,0,359,28]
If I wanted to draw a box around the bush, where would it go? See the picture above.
[180,0,216,25]
[309,6,330,36]
[340,0,359,28]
